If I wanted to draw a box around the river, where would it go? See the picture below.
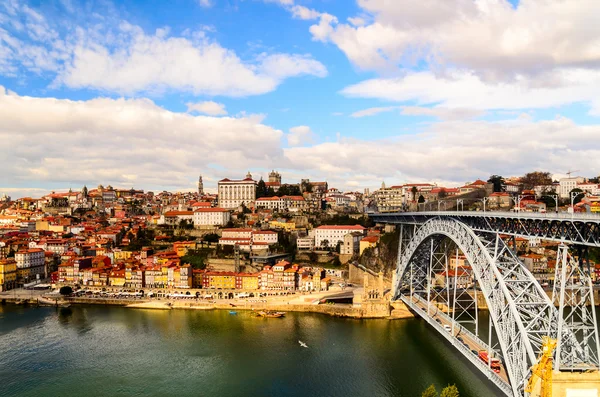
[0,304,513,397]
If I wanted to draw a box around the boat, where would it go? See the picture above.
[229,311,238,315]
[255,310,286,318]
[38,296,69,307]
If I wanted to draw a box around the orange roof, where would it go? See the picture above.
[316,225,365,230]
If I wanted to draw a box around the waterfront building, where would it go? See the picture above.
[218,173,257,209]
[0,259,17,291]
[15,248,45,284]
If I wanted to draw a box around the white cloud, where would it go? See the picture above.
[57,26,327,96]
[341,70,600,114]
[0,86,286,191]
[291,5,321,20]
[186,101,227,116]
[198,0,213,8]
[0,5,327,97]
[400,106,485,120]
[350,106,397,118]
[287,125,315,146]
[284,115,600,188]
[347,17,366,27]
[310,0,600,79]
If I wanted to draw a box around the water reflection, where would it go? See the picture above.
[0,305,519,397]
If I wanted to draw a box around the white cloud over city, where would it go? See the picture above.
[2,86,600,199]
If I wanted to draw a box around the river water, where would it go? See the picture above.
[0,304,509,397]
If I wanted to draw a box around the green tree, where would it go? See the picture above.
[203,233,219,243]
[422,384,437,397]
[411,186,418,201]
[59,286,73,296]
[418,195,425,204]
[256,178,267,198]
[440,385,459,397]
[438,189,448,199]
[487,175,505,192]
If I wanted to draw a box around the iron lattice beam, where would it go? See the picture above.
[371,212,600,247]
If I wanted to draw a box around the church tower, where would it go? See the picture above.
[198,175,204,195]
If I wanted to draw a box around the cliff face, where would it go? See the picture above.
[359,229,399,277]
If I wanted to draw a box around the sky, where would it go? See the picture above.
[1,0,600,198]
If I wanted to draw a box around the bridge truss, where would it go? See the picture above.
[392,218,600,397]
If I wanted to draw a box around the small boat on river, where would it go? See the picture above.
[255,310,286,318]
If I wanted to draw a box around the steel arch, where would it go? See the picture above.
[393,218,584,397]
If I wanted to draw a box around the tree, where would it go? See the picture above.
[321,239,330,250]
[521,171,552,190]
[440,385,459,397]
[335,241,342,253]
[422,385,437,397]
[256,178,267,198]
[411,186,418,201]
[59,286,73,296]
[438,189,448,199]
[487,175,505,193]
[418,195,425,204]
[203,233,219,243]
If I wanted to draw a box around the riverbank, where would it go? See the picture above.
[0,295,413,320]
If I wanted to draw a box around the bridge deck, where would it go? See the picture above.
[370,211,600,247]
[402,294,513,396]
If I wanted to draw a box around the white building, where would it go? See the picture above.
[341,232,363,255]
[559,177,585,198]
[314,225,366,249]
[255,195,307,212]
[252,231,278,244]
[218,173,257,209]
[193,208,230,227]
[161,211,194,226]
[297,237,315,251]
[15,248,46,280]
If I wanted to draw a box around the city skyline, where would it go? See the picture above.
[2,0,600,198]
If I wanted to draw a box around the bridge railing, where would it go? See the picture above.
[402,294,513,396]
[374,210,600,222]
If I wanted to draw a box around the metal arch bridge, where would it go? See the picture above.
[368,212,600,397]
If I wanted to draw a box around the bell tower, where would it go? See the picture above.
[198,175,204,195]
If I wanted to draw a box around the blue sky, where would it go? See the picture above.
[1,0,600,198]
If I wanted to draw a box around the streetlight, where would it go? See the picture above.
[456,199,464,211]
[479,197,490,212]
[541,194,559,213]
[570,191,585,214]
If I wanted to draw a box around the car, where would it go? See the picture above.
[457,337,464,343]
[443,324,452,332]
[435,318,441,324]
[471,349,478,355]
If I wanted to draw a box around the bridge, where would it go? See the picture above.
[369,211,600,397]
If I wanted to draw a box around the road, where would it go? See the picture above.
[408,295,510,384]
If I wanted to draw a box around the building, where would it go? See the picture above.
[193,208,230,227]
[0,259,17,291]
[314,225,366,249]
[359,236,379,255]
[559,177,585,199]
[297,236,315,251]
[15,248,45,283]
[434,269,471,288]
[341,232,363,255]
[162,211,194,226]
[198,175,204,195]
[218,173,257,209]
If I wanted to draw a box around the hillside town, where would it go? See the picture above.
[1,171,600,295]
